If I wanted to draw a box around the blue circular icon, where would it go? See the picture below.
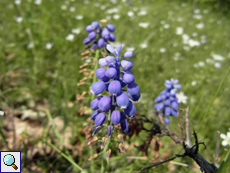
[3,154,15,166]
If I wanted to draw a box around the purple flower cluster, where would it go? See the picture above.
[83,21,116,50]
[90,44,141,136]
[154,79,181,125]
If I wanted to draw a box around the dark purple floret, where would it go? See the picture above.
[124,100,136,117]
[127,93,141,102]
[127,82,140,95]
[108,33,116,42]
[91,110,100,120]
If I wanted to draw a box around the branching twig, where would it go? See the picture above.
[185,107,193,148]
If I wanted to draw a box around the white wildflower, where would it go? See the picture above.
[137,10,147,16]
[61,5,67,10]
[139,42,148,49]
[106,7,119,14]
[212,54,225,61]
[188,39,200,47]
[15,0,21,4]
[193,14,203,19]
[176,27,183,35]
[138,22,150,28]
[126,47,135,51]
[45,42,53,50]
[196,22,204,29]
[66,34,74,41]
[75,15,83,20]
[113,14,120,20]
[220,131,230,146]
[198,61,205,67]
[71,28,81,34]
[160,48,166,53]
[194,9,200,13]
[15,16,23,23]
[214,62,222,68]
[69,6,75,12]
[27,42,34,49]
[191,81,197,86]
[176,92,188,104]
[34,0,42,5]
[127,11,134,17]
[164,24,170,29]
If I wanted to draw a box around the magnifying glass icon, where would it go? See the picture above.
[3,154,18,170]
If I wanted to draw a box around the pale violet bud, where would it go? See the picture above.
[98,96,111,112]
[105,68,117,79]
[105,56,115,64]
[116,43,122,55]
[98,38,105,48]
[90,96,103,110]
[165,107,171,116]
[164,99,171,106]
[127,82,140,95]
[99,58,108,67]
[164,117,170,125]
[95,113,106,126]
[111,110,121,125]
[91,41,97,51]
[102,29,110,39]
[171,109,177,116]
[123,51,133,58]
[124,100,136,117]
[123,70,135,84]
[117,92,129,109]
[90,81,106,95]
[91,21,99,30]
[88,31,97,40]
[171,102,179,109]
[83,37,91,44]
[108,80,121,94]
[96,68,106,79]
[86,25,94,32]
[106,44,116,54]
[154,103,164,111]
[106,24,115,32]
[121,60,133,70]
[91,110,100,120]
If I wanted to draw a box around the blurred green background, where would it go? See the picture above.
[0,0,230,172]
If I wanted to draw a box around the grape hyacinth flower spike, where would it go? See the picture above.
[83,21,116,51]
[154,78,181,125]
[89,44,141,136]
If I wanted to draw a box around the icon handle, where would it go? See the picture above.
[11,164,18,170]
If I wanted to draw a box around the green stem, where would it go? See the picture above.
[101,138,111,173]
[91,50,100,102]
[45,141,86,173]
[198,65,230,132]
[90,49,100,173]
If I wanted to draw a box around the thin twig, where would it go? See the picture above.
[214,131,221,168]
[185,107,193,148]
[178,109,184,141]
